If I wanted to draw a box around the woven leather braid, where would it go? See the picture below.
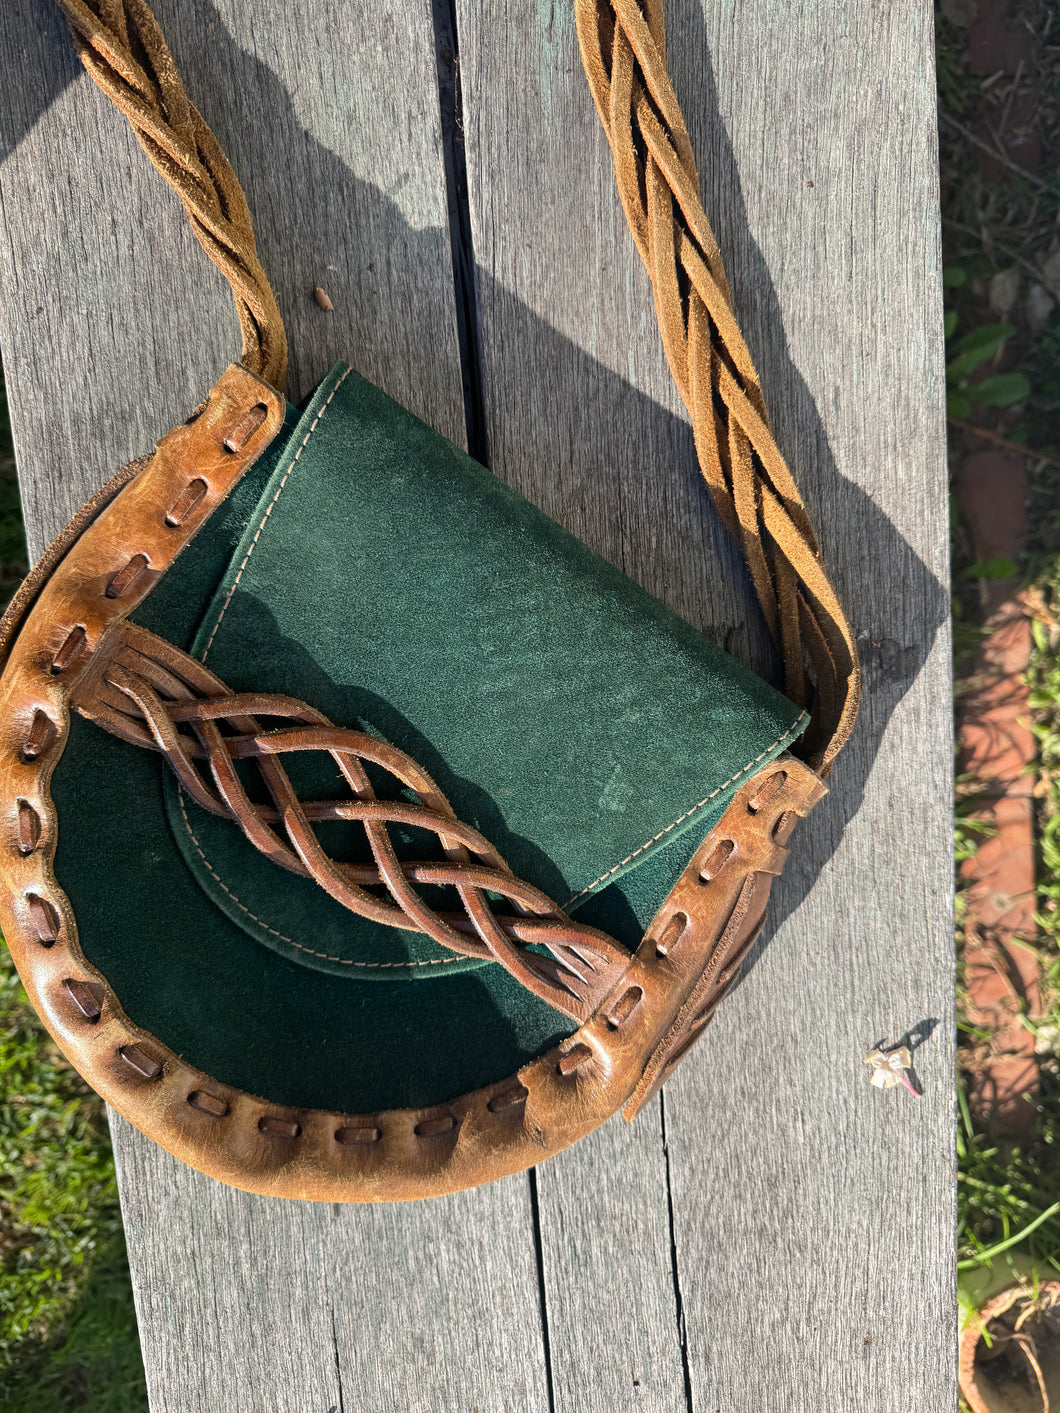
[53,0,287,391]
[575,0,859,772]
[75,625,630,1021]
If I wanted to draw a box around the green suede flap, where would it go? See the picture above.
[161,363,806,979]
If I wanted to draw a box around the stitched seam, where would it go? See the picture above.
[562,711,808,906]
[201,366,354,663]
[176,789,466,969]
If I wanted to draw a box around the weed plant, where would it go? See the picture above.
[940,0,1060,1306]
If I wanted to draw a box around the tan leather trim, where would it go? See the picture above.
[0,365,826,1200]
[623,761,826,1118]
[0,455,150,676]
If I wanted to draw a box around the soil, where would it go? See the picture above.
[964,1286,1060,1413]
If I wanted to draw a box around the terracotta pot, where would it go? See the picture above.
[960,1283,1060,1413]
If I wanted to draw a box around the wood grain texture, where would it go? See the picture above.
[110,1113,551,1413]
[530,1114,689,1411]
[0,3,549,1410]
[457,1,954,1410]
[458,0,770,676]
[109,1113,343,1412]
[456,8,697,1409]
[0,0,465,558]
[663,4,956,1408]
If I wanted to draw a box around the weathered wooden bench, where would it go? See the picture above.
[0,2,953,1408]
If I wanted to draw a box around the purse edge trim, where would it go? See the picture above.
[0,366,827,1200]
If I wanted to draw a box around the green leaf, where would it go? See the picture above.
[973,371,1032,408]
[944,309,959,340]
[963,557,1019,581]
[947,322,1016,381]
[950,322,1016,357]
[944,266,968,288]
[948,389,973,419]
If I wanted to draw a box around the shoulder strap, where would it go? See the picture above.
[51,0,858,773]
[576,1,859,771]
[54,0,286,390]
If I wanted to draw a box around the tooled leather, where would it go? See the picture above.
[71,621,631,1023]
[0,364,827,1201]
[0,456,150,675]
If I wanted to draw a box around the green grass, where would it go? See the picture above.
[953,579,1060,1289]
[937,0,1060,469]
[938,3,1060,1324]
[0,1255,147,1413]
[0,946,146,1409]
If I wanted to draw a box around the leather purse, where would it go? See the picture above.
[0,0,859,1200]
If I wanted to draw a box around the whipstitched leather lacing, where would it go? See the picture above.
[75,624,630,1021]
[53,0,858,773]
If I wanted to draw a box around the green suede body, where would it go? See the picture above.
[50,363,806,1112]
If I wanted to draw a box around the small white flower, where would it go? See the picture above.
[863,1045,919,1095]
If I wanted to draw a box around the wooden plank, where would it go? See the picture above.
[456,0,769,674]
[0,0,468,558]
[456,7,698,1409]
[0,0,955,1408]
[320,1179,549,1413]
[530,1117,689,1411]
[458,1,953,1410]
[109,1114,342,1412]
[0,3,552,1409]
[661,3,955,1406]
[111,1114,552,1413]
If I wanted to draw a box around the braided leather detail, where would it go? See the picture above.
[73,624,631,1021]
[575,0,860,771]
[53,0,287,391]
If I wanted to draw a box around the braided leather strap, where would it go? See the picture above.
[575,0,859,771]
[53,0,287,391]
[72,624,630,1022]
